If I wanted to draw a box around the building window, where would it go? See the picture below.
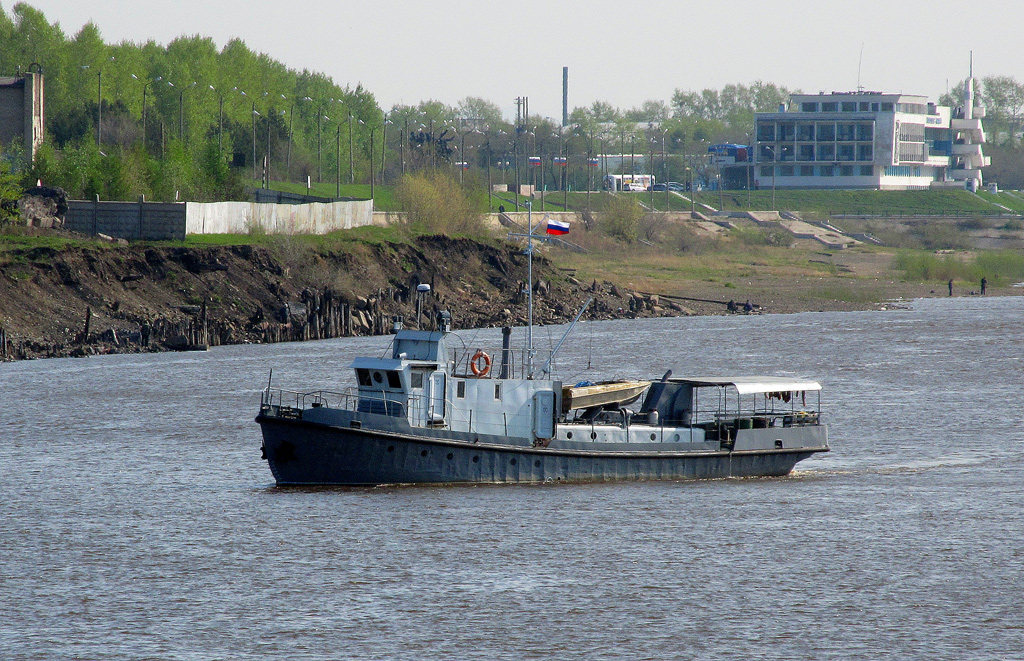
[817,144,835,161]
[760,165,774,177]
[801,166,815,176]
[797,123,815,141]
[821,102,838,112]
[881,102,894,111]
[837,144,855,161]
[779,145,794,161]
[817,123,836,141]
[841,102,857,112]
[798,144,815,161]
[778,122,795,140]
[780,165,794,176]
[859,102,870,111]
[757,123,776,141]
[871,103,880,111]
[819,165,835,177]
[759,145,775,161]
[840,165,854,176]
[857,123,874,141]
[801,102,818,112]
[860,165,874,176]
[837,124,856,141]
[858,144,873,161]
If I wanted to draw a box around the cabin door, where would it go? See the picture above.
[425,372,446,424]
[533,390,556,440]
[409,368,430,426]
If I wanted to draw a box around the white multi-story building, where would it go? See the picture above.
[753,82,988,191]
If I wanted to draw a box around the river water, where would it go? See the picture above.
[1,296,1022,660]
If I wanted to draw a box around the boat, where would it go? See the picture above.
[257,206,829,485]
[561,379,651,413]
[256,313,829,485]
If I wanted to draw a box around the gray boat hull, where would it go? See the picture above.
[258,416,826,486]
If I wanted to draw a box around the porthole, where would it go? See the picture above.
[510,459,517,466]
[372,371,383,383]
[650,433,657,440]
[420,450,428,457]
[566,431,573,439]
[472,456,479,463]
[447,453,454,460]
[534,460,541,468]
[387,446,395,452]
[673,434,680,441]
[590,432,597,440]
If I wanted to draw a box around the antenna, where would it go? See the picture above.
[857,43,865,92]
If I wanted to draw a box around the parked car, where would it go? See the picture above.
[666,181,686,191]
[625,182,647,191]
[648,183,668,191]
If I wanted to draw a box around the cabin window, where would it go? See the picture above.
[456,380,466,398]
[386,371,402,389]
[494,383,502,400]
[356,369,373,387]
[410,371,424,388]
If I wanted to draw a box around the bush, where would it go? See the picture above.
[394,170,487,236]
[600,195,643,243]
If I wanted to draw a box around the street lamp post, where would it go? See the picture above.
[764,145,776,211]
[177,81,196,141]
[130,74,149,150]
[687,166,694,214]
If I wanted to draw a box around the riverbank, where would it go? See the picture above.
[1,230,1018,361]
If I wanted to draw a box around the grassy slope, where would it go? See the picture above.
[261,176,1024,217]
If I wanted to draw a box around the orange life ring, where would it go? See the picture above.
[470,350,491,377]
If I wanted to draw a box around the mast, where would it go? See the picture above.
[526,200,534,377]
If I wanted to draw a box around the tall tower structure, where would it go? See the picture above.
[948,56,989,191]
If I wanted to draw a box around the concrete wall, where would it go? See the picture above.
[64,199,375,240]
[185,200,374,234]
[66,200,187,241]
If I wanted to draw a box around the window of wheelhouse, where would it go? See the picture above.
[356,369,373,387]
[456,380,466,398]
[386,371,402,388]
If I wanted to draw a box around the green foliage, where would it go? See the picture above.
[600,195,643,243]
[729,226,789,246]
[892,250,1024,284]
[0,3,383,200]
[0,146,23,223]
[394,170,487,236]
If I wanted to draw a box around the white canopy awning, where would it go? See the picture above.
[669,376,821,395]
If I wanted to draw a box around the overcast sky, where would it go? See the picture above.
[18,0,1024,120]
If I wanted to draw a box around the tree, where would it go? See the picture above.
[0,144,22,223]
[394,170,485,236]
[457,96,505,127]
[600,194,643,243]
[981,76,1024,144]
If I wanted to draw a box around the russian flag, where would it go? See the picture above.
[528,156,541,167]
[546,218,570,235]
